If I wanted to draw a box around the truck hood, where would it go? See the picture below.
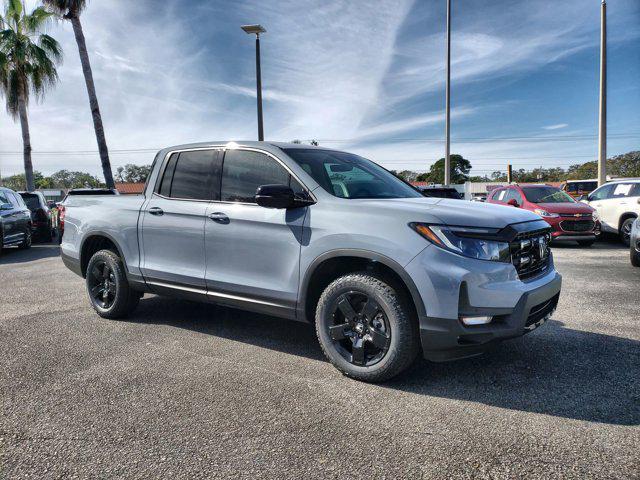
[350,197,542,229]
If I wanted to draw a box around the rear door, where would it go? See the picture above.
[203,148,308,317]
[0,190,20,244]
[7,192,31,242]
[140,149,222,288]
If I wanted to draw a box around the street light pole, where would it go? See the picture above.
[241,24,267,141]
[444,0,452,186]
[597,0,607,186]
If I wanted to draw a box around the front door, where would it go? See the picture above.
[141,149,222,288]
[204,148,309,317]
[0,190,20,244]
[587,184,615,232]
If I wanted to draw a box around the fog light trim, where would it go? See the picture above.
[460,315,493,326]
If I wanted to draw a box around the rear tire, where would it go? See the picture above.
[631,248,640,267]
[315,272,420,383]
[86,249,140,319]
[620,218,634,247]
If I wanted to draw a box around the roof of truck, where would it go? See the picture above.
[159,141,333,154]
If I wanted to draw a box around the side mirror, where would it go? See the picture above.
[0,202,13,211]
[255,184,296,209]
[576,194,586,202]
[507,199,519,207]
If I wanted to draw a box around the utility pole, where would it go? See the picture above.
[444,0,451,186]
[507,164,512,184]
[598,0,607,186]
[241,24,266,141]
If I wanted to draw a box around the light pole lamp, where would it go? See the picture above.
[241,24,266,141]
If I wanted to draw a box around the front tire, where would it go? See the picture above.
[620,218,635,247]
[315,272,419,382]
[86,249,140,319]
[631,248,640,267]
[18,229,32,250]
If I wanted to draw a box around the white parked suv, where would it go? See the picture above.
[581,179,640,245]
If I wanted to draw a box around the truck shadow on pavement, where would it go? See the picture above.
[0,242,60,264]
[131,297,639,426]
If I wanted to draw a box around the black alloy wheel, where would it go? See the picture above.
[18,229,32,249]
[329,291,391,367]
[88,260,117,309]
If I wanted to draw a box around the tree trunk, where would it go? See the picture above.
[17,88,35,192]
[69,14,115,189]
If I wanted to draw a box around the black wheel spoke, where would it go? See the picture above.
[337,295,357,321]
[361,298,379,320]
[367,329,389,350]
[90,285,103,297]
[351,338,365,366]
[102,264,110,280]
[91,265,102,280]
[329,323,350,341]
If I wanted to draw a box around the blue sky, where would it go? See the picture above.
[0,0,639,178]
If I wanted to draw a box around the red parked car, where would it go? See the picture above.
[487,184,598,246]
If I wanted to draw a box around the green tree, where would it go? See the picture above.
[42,0,115,189]
[425,154,471,184]
[49,169,102,188]
[1,170,48,190]
[115,164,151,183]
[0,0,62,191]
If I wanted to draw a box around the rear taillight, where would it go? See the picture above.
[58,205,66,220]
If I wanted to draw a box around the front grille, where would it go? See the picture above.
[526,293,560,327]
[510,228,551,280]
[560,220,595,232]
[558,213,591,218]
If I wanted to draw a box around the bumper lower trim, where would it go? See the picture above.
[419,272,562,362]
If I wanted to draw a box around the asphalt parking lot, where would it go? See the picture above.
[1,238,639,479]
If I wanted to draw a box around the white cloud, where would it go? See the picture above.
[543,123,569,130]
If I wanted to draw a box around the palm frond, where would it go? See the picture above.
[0,0,62,115]
[42,0,88,17]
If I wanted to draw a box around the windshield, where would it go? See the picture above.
[522,186,575,203]
[20,194,40,210]
[283,149,422,199]
[566,181,597,193]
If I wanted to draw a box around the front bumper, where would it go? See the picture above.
[404,244,562,362]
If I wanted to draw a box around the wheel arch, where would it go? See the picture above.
[298,249,426,324]
[619,212,638,231]
[79,232,125,278]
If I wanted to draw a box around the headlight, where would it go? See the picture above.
[534,209,559,218]
[591,211,600,221]
[410,223,511,262]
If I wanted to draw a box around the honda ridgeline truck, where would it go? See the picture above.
[61,142,562,382]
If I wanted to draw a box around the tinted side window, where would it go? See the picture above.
[631,184,640,196]
[0,191,8,204]
[221,150,303,203]
[158,154,178,197]
[171,150,221,200]
[7,192,20,207]
[157,150,221,200]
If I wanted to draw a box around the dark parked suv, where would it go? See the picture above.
[0,187,32,254]
[18,191,54,241]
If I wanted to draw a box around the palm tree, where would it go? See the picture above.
[42,0,114,189]
[0,0,61,192]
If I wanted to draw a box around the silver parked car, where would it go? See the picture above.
[61,141,562,382]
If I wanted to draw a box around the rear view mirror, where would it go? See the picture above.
[255,184,295,209]
[507,199,519,207]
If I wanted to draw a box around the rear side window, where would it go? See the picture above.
[221,150,303,203]
[611,183,634,198]
[20,193,40,211]
[0,191,9,205]
[157,150,222,200]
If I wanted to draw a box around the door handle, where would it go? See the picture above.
[208,212,230,224]
[148,207,164,216]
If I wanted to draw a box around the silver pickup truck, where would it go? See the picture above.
[61,141,562,382]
